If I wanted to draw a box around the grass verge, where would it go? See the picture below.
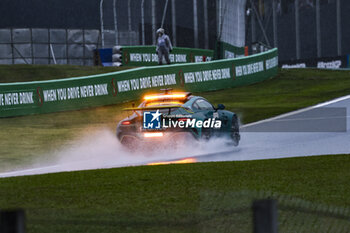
[0,64,132,83]
[0,154,349,232]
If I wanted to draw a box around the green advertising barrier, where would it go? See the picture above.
[120,46,214,66]
[0,49,278,118]
[214,41,245,60]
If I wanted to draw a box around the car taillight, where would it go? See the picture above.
[178,118,189,122]
[122,121,131,125]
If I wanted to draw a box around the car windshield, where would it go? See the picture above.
[193,99,214,110]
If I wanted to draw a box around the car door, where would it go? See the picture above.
[192,98,230,135]
[191,99,217,138]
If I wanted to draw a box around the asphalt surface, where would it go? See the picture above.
[1,94,349,177]
[191,95,350,163]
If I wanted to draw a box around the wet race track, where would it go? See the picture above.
[1,95,350,178]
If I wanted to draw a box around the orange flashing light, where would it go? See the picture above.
[144,93,187,101]
[143,132,164,138]
[147,158,197,166]
[146,101,183,107]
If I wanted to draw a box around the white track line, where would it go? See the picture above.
[0,165,61,177]
[241,94,350,128]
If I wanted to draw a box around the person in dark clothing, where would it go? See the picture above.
[156,28,173,65]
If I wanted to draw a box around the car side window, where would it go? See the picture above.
[192,102,200,110]
[193,99,214,110]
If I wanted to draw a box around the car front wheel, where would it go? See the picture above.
[230,116,240,146]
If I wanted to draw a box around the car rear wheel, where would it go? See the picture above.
[120,136,138,151]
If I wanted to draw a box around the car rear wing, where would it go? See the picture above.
[123,105,194,114]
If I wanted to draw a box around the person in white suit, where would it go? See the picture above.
[156,28,173,65]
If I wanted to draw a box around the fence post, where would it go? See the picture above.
[99,0,105,48]
[272,0,278,48]
[83,28,86,66]
[66,28,68,65]
[253,199,278,233]
[141,0,145,45]
[193,0,198,48]
[152,0,156,45]
[171,0,177,47]
[294,0,300,59]
[251,6,256,43]
[316,0,321,58]
[127,0,132,45]
[0,209,26,233]
[113,0,119,46]
[30,28,34,64]
[203,0,209,49]
[10,28,14,65]
[336,0,341,56]
[161,0,169,29]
